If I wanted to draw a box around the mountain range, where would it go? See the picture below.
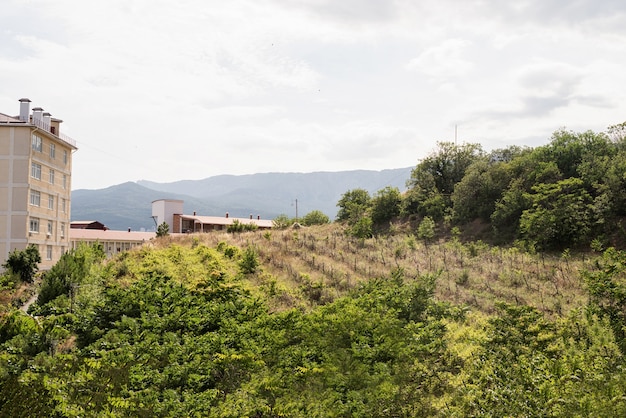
[71,168,413,231]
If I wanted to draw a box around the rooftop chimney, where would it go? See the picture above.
[257,215,260,220]
[225,212,229,218]
[19,98,31,122]
[250,214,253,219]
[32,107,44,126]
[43,112,51,130]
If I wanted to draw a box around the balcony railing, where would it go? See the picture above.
[31,117,77,148]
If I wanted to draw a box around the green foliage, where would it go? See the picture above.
[370,186,402,225]
[451,304,626,416]
[583,247,626,354]
[9,228,626,415]
[217,241,240,258]
[272,213,293,229]
[239,245,260,274]
[2,244,41,283]
[156,221,169,237]
[36,244,104,310]
[405,141,483,219]
[336,188,371,223]
[417,216,436,241]
[452,159,511,222]
[228,219,258,233]
[408,141,483,196]
[349,216,373,240]
[519,178,594,250]
[300,210,330,226]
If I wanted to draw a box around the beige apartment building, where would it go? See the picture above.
[0,98,77,270]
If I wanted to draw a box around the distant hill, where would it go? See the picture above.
[71,182,219,232]
[72,168,413,231]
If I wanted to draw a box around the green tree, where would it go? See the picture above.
[519,178,594,249]
[336,188,371,223]
[404,142,482,220]
[407,141,483,199]
[370,186,402,225]
[300,210,330,226]
[36,243,104,309]
[239,245,260,274]
[156,221,169,237]
[417,216,436,242]
[349,216,373,240]
[452,159,511,223]
[2,244,41,283]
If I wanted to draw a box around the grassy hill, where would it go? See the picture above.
[173,223,590,317]
[2,224,625,416]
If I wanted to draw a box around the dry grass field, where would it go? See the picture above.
[164,223,597,317]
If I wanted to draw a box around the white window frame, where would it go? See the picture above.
[48,195,54,210]
[47,220,53,235]
[29,218,39,233]
[60,222,65,238]
[49,169,55,184]
[46,245,52,260]
[31,162,42,180]
[63,150,68,164]
[50,143,56,159]
[61,198,66,213]
[62,174,67,189]
[30,190,41,206]
[32,134,42,152]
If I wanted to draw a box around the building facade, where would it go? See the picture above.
[152,199,273,233]
[0,98,77,270]
[69,221,155,258]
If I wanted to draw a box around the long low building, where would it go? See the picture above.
[152,199,273,233]
[69,224,155,257]
[174,213,273,233]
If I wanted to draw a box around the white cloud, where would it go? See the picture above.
[406,39,474,80]
[1,0,625,189]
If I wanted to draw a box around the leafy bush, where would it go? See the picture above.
[239,245,259,274]
[228,219,258,233]
[272,214,293,229]
[2,244,41,283]
[300,210,330,226]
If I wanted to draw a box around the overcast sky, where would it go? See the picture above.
[2,0,625,190]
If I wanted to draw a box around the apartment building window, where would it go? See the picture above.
[50,143,56,159]
[29,218,39,233]
[30,190,41,206]
[63,174,67,189]
[48,195,54,210]
[61,198,66,213]
[63,150,68,164]
[31,162,42,180]
[47,220,53,236]
[60,222,65,238]
[46,245,52,260]
[49,169,55,184]
[31,134,42,152]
